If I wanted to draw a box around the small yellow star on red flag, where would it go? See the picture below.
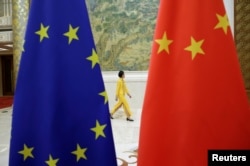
[86,49,99,68]
[18,144,34,161]
[35,23,49,42]
[45,155,59,166]
[71,144,87,161]
[63,24,79,44]
[91,120,107,140]
[184,37,205,60]
[214,13,230,34]
[155,32,173,54]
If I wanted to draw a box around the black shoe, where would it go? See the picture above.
[110,114,114,119]
[126,118,134,121]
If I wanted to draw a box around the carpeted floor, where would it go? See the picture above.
[0,96,13,109]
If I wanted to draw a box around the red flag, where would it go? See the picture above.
[138,0,250,165]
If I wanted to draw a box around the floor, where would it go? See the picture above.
[2,97,249,166]
[0,106,141,166]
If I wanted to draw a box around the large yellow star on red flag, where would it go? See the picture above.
[45,155,59,166]
[18,144,34,161]
[35,23,49,42]
[184,37,205,60]
[155,32,173,54]
[71,144,87,161]
[91,120,107,140]
[214,13,229,34]
[63,24,79,44]
[86,49,99,68]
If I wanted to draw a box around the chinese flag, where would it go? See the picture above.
[138,0,250,166]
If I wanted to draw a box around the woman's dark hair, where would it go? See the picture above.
[118,70,124,78]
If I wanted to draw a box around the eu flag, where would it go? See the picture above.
[9,0,117,165]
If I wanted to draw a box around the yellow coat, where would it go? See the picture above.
[111,78,132,117]
[116,78,129,97]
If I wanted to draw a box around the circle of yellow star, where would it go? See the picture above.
[71,144,87,161]
[214,13,230,34]
[18,144,34,161]
[21,39,25,52]
[184,36,205,60]
[35,23,49,42]
[45,155,59,166]
[86,49,99,68]
[99,91,108,104]
[155,32,173,54]
[63,24,79,44]
[91,120,107,140]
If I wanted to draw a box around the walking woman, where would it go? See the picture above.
[110,71,134,121]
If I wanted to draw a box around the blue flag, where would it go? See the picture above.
[9,1,117,165]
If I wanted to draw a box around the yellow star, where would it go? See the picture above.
[214,13,229,34]
[21,39,25,52]
[18,144,34,161]
[45,155,59,166]
[35,23,49,42]
[99,91,108,104]
[155,32,173,54]
[71,144,87,161]
[184,37,205,60]
[63,24,79,44]
[91,120,107,140]
[86,49,99,68]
